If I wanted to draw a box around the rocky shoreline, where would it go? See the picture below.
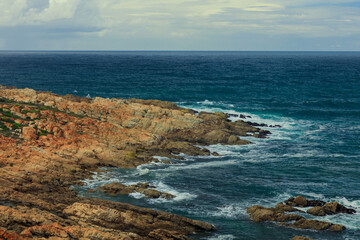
[0,85,271,239]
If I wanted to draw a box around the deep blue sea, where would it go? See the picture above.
[1,51,360,240]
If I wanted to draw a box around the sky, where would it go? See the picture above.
[0,0,359,51]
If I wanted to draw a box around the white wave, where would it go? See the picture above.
[121,180,197,202]
[158,159,238,172]
[153,156,172,162]
[197,99,215,105]
[311,211,360,230]
[335,197,360,209]
[135,167,150,176]
[80,171,121,189]
[86,94,91,98]
[129,192,144,199]
[149,181,197,203]
[347,125,360,130]
[282,150,321,158]
[207,234,236,240]
[210,204,246,219]
[203,143,285,164]
[282,151,360,159]
[203,144,250,156]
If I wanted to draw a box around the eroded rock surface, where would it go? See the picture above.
[0,86,268,239]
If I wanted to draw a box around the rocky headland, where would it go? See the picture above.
[0,85,270,239]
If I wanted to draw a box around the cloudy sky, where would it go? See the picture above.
[0,0,359,50]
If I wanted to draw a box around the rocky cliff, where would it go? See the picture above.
[0,85,265,239]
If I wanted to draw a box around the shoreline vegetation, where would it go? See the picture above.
[0,85,270,239]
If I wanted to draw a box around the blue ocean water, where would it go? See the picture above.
[1,51,360,240]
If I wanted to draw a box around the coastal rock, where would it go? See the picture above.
[246,205,303,223]
[285,196,356,216]
[97,182,175,199]
[307,199,326,207]
[322,201,356,214]
[246,205,276,222]
[282,218,345,231]
[285,196,325,207]
[306,201,356,216]
[63,201,215,236]
[20,222,142,240]
[212,152,221,156]
[148,229,187,240]
[0,205,70,233]
[275,203,303,213]
[306,206,326,216]
[292,195,307,207]
[98,182,134,195]
[291,236,312,240]
[248,196,350,232]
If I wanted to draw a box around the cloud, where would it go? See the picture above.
[25,0,81,23]
[0,0,81,26]
[0,0,359,50]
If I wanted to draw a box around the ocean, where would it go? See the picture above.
[1,51,359,240]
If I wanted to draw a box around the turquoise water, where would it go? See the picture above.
[1,51,360,239]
